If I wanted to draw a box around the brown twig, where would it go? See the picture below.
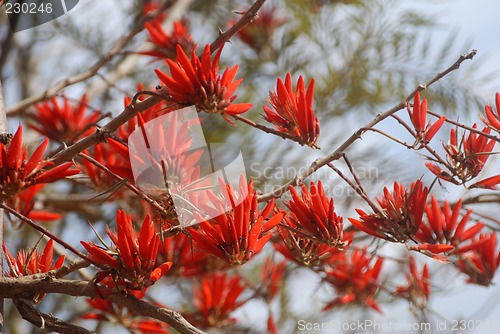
[258,50,477,202]
[13,299,94,334]
[0,204,88,261]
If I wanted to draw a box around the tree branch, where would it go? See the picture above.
[0,277,206,334]
[258,50,477,202]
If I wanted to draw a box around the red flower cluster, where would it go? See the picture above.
[426,125,499,188]
[407,92,445,147]
[323,248,384,313]
[263,73,320,147]
[395,257,430,308]
[283,181,344,247]
[455,233,500,286]
[260,257,287,302]
[3,239,65,303]
[0,125,79,201]
[189,178,283,265]
[155,44,252,120]
[190,272,245,328]
[349,180,428,243]
[481,92,500,132]
[415,196,483,252]
[142,20,195,61]
[81,210,172,291]
[30,94,101,143]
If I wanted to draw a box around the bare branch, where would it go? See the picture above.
[14,299,94,334]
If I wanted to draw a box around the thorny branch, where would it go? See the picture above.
[258,50,477,202]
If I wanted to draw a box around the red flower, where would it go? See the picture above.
[407,92,446,146]
[8,184,61,224]
[480,92,500,132]
[260,257,287,301]
[455,233,500,286]
[415,196,484,252]
[426,125,497,185]
[349,180,428,243]
[263,73,320,147]
[395,257,430,308]
[143,0,167,23]
[189,177,283,265]
[191,272,245,328]
[30,94,101,143]
[0,125,79,200]
[141,20,195,61]
[323,248,384,313]
[81,210,172,291]
[3,239,65,303]
[155,44,252,120]
[284,181,344,247]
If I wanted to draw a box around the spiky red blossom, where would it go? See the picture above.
[284,181,344,247]
[30,94,101,143]
[349,180,428,243]
[3,239,65,303]
[480,92,500,132]
[455,233,500,286]
[395,257,430,308]
[323,248,384,313]
[260,257,287,301]
[189,178,283,265]
[263,73,320,147]
[0,125,79,201]
[190,272,245,328]
[414,196,484,253]
[426,125,498,186]
[141,20,195,61]
[407,92,446,146]
[155,44,252,121]
[81,210,172,291]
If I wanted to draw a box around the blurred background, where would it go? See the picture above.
[1,0,499,333]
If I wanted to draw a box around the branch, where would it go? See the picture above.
[50,89,168,166]
[258,50,477,202]
[13,299,94,334]
[210,0,267,52]
[0,277,206,334]
[85,0,193,100]
[5,1,174,116]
